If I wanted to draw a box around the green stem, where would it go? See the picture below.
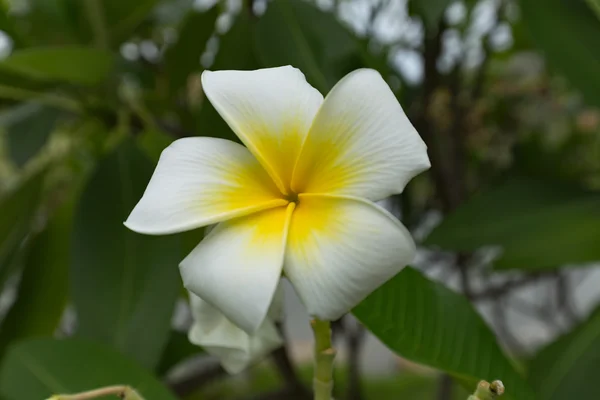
[0,84,82,113]
[47,385,145,400]
[468,380,505,400]
[311,319,336,400]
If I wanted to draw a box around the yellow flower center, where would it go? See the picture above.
[284,191,300,204]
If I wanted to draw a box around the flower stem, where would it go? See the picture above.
[468,380,505,400]
[46,385,145,400]
[311,319,336,400]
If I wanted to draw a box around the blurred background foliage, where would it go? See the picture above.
[0,0,599,399]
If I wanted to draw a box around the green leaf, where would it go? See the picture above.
[194,12,258,142]
[164,6,219,96]
[408,0,452,32]
[353,267,533,399]
[519,0,600,107]
[157,330,203,375]
[0,170,45,286]
[254,0,357,92]
[528,306,600,399]
[425,176,600,270]
[0,103,64,167]
[70,139,181,369]
[0,47,114,86]
[0,197,73,360]
[137,128,174,162]
[587,0,600,20]
[0,338,178,400]
[106,0,163,45]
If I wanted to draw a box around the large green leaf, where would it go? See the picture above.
[0,103,64,167]
[0,197,73,359]
[254,0,357,92]
[0,47,114,86]
[425,176,600,270]
[353,268,533,399]
[0,338,177,400]
[70,139,181,369]
[528,306,600,399]
[519,0,600,107]
[164,6,219,96]
[0,170,45,285]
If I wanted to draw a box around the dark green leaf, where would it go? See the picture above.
[519,0,600,107]
[137,128,175,162]
[0,103,64,167]
[408,0,452,32]
[157,330,203,375]
[0,170,45,286]
[70,139,181,369]
[528,306,600,399]
[164,6,219,95]
[194,12,258,142]
[105,0,163,45]
[587,0,600,20]
[255,0,357,92]
[0,196,73,359]
[0,47,114,85]
[353,267,533,399]
[0,338,178,400]
[425,176,600,270]
[21,0,87,46]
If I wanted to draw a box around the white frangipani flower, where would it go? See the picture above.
[188,285,284,374]
[125,66,430,335]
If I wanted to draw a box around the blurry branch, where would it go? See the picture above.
[156,119,194,138]
[470,273,550,300]
[556,272,578,325]
[345,319,366,400]
[471,0,506,101]
[83,0,109,49]
[168,362,226,397]
[271,323,311,398]
[0,85,83,113]
[436,374,453,400]
[490,299,524,355]
[414,18,464,213]
[457,254,474,300]
[367,0,390,37]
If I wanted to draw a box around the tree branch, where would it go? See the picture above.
[345,320,366,400]
[272,323,311,397]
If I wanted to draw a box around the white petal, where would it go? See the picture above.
[284,194,416,320]
[202,66,323,193]
[180,204,294,334]
[188,293,283,374]
[292,69,430,201]
[125,137,285,235]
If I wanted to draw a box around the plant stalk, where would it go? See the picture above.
[311,319,336,400]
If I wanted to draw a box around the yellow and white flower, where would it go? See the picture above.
[125,66,430,336]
